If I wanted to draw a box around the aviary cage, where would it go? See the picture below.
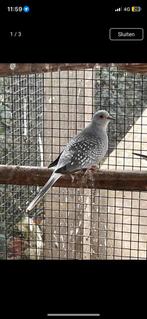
[0,63,147,260]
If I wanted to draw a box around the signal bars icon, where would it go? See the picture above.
[115,7,122,12]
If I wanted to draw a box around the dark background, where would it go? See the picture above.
[0,1,146,61]
[0,261,146,318]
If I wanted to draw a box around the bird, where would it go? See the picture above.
[26,110,113,212]
[133,152,147,160]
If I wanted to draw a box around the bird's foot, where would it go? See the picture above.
[89,165,99,172]
[70,174,75,183]
[84,165,98,175]
[81,165,98,184]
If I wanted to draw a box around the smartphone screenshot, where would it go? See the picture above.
[0,1,146,318]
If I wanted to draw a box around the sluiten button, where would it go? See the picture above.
[109,28,144,41]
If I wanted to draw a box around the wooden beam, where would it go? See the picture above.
[115,63,147,73]
[1,63,147,77]
[0,63,96,77]
[100,63,147,74]
[1,165,147,191]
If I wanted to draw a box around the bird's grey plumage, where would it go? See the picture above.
[26,110,113,212]
[26,172,62,212]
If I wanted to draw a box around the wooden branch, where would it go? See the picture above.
[0,63,96,77]
[0,165,147,191]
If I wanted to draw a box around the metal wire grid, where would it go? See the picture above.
[0,74,44,259]
[43,68,147,260]
[0,66,147,259]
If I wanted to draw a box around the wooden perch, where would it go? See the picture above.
[0,63,96,77]
[0,165,147,191]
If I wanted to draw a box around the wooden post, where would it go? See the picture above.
[83,70,94,259]
[43,69,94,259]
[43,73,53,259]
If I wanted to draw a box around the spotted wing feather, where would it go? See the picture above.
[56,131,108,173]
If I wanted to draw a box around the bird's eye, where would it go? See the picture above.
[100,115,104,118]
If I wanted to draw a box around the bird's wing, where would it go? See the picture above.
[55,133,106,174]
[48,152,63,168]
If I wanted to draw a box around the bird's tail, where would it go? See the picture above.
[133,152,147,160]
[26,172,62,213]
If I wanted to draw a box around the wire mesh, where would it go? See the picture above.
[0,65,147,259]
[0,74,44,259]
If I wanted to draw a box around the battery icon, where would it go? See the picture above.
[131,6,142,12]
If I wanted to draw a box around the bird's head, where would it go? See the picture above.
[92,110,114,128]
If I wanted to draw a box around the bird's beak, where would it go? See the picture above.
[107,115,114,120]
